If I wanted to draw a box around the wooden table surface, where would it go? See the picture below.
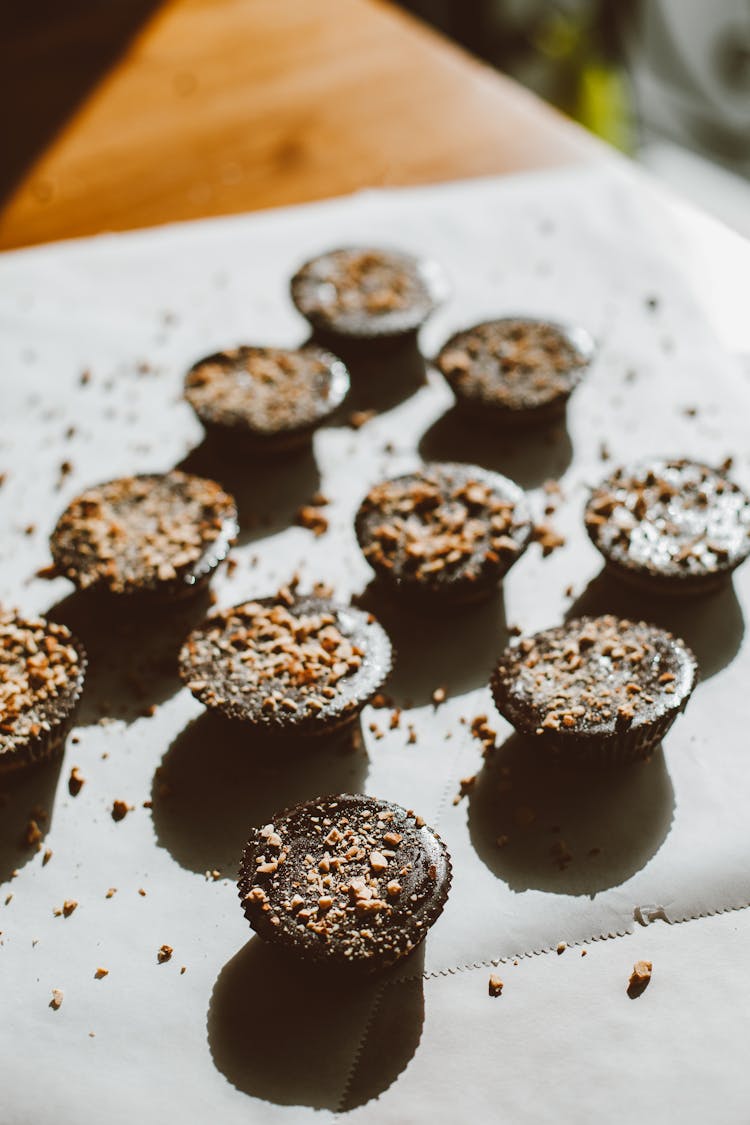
[1,0,601,251]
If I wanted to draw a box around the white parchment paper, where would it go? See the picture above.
[1,162,750,1123]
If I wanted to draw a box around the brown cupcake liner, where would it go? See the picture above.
[539,709,685,767]
[602,557,735,598]
[450,388,573,429]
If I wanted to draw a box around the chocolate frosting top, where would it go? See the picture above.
[437,317,594,411]
[51,471,238,596]
[184,345,349,435]
[492,615,697,739]
[290,247,447,339]
[585,459,750,582]
[355,462,531,594]
[238,794,451,969]
[179,596,392,732]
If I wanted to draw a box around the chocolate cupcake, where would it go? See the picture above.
[50,471,238,601]
[585,459,750,595]
[0,613,86,771]
[184,345,350,452]
[436,317,594,425]
[238,794,451,971]
[290,246,447,349]
[355,462,531,605]
[179,596,392,736]
[491,615,697,765]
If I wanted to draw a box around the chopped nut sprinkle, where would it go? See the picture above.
[68,767,85,796]
[488,974,504,997]
[629,960,652,991]
[111,800,131,822]
[295,506,329,537]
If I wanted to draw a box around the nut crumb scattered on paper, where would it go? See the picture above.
[49,989,63,1010]
[94,967,109,980]
[157,944,173,964]
[556,941,567,954]
[54,900,78,918]
[452,776,476,805]
[348,409,376,430]
[111,800,131,822]
[23,819,43,849]
[488,975,504,997]
[295,505,329,537]
[628,960,652,996]
[68,767,85,796]
[532,521,566,557]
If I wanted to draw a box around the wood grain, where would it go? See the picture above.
[1,0,601,250]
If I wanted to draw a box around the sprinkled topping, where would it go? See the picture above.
[184,346,349,436]
[0,614,85,759]
[50,471,238,596]
[291,247,446,339]
[492,615,697,739]
[436,318,593,413]
[585,459,750,585]
[355,463,530,597]
[238,794,451,969]
[180,596,391,731]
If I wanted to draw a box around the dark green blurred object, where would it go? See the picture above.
[402,0,635,152]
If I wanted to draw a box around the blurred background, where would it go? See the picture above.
[401,0,750,234]
[4,0,750,246]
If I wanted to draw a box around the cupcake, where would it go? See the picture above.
[0,613,86,771]
[585,459,750,595]
[179,595,392,736]
[50,471,238,601]
[490,615,698,764]
[436,317,594,426]
[355,462,531,605]
[184,345,350,453]
[290,246,447,350]
[238,794,451,971]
